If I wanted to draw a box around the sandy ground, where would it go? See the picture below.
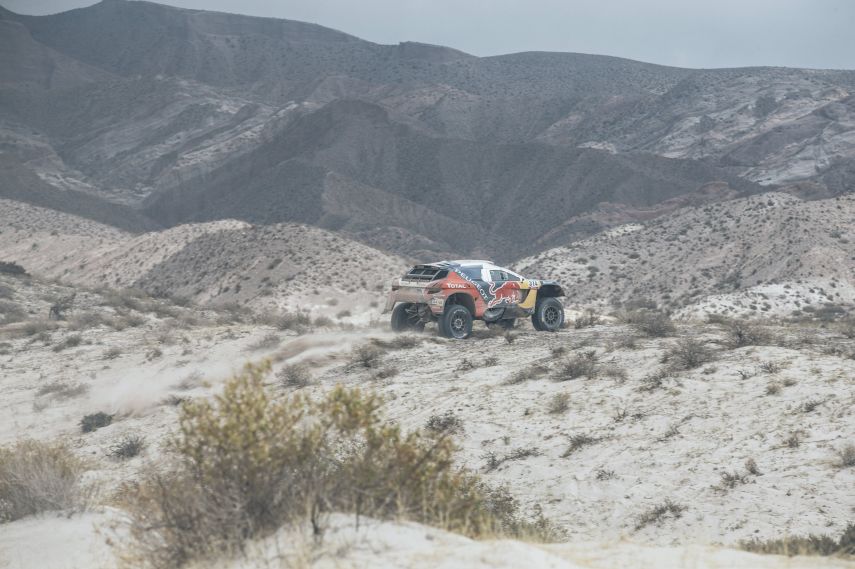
[1,274,854,567]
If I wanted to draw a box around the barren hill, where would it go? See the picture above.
[0,199,406,318]
[518,192,855,316]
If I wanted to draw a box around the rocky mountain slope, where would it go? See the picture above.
[518,192,855,316]
[2,1,853,259]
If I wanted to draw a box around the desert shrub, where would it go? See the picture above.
[627,310,676,337]
[35,381,88,400]
[840,318,855,340]
[573,309,600,329]
[554,351,599,381]
[110,435,146,460]
[372,335,421,350]
[838,444,855,468]
[0,300,26,325]
[662,338,714,370]
[505,363,549,385]
[122,364,553,567]
[246,333,280,351]
[273,311,312,333]
[639,367,672,392]
[765,382,782,396]
[635,499,686,530]
[723,319,771,348]
[0,261,26,275]
[0,283,13,299]
[562,434,600,457]
[277,363,312,388]
[425,411,464,436]
[104,346,123,360]
[740,523,855,557]
[52,334,83,352]
[547,392,570,414]
[0,439,86,522]
[351,344,385,369]
[484,448,540,473]
[80,412,113,433]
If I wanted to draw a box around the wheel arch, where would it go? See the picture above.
[445,292,476,316]
[538,283,566,299]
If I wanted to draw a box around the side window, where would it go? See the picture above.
[505,272,521,282]
[489,270,505,282]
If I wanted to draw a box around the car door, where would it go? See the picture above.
[486,269,522,307]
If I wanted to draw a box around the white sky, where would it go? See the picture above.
[5,0,855,69]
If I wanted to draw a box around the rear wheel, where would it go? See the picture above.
[440,304,473,339]
[532,297,564,332]
[391,303,425,332]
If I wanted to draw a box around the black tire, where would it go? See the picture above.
[532,297,564,332]
[391,303,425,332]
[440,304,473,339]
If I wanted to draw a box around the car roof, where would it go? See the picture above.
[435,260,511,272]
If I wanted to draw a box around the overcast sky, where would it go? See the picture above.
[6,0,855,69]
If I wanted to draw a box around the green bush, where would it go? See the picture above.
[123,363,558,567]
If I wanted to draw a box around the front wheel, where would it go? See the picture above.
[532,297,564,332]
[391,303,425,332]
[440,304,473,339]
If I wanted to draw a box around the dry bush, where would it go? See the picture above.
[626,310,676,337]
[0,439,87,522]
[35,381,89,401]
[246,333,280,352]
[371,335,422,350]
[838,444,855,468]
[273,311,312,333]
[740,523,855,557]
[505,363,549,385]
[0,300,26,325]
[554,351,599,381]
[722,319,772,348]
[634,499,686,531]
[562,434,600,457]
[121,363,556,568]
[20,319,59,337]
[110,435,146,460]
[573,309,600,329]
[483,448,540,473]
[425,411,464,436]
[350,344,385,369]
[662,338,715,370]
[840,318,855,340]
[277,363,312,388]
[52,334,83,352]
[547,392,570,414]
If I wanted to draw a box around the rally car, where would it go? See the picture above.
[385,260,565,339]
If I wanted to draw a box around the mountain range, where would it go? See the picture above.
[2,0,854,262]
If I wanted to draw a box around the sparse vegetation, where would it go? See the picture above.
[554,351,599,381]
[0,439,87,523]
[740,523,855,557]
[723,319,771,348]
[351,344,385,368]
[547,392,570,414]
[35,381,89,400]
[837,444,855,468]
[80,412,113,433]
[662,337,714,370]
[634,499,687,531]
[505,363,548,385]
[573,309,600,328]
[425,411,464,436]
[562,434,600,457]
[246,332,280,351]
[110,434,146,460]
[627,310,676,337]
[276,363,312,388]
